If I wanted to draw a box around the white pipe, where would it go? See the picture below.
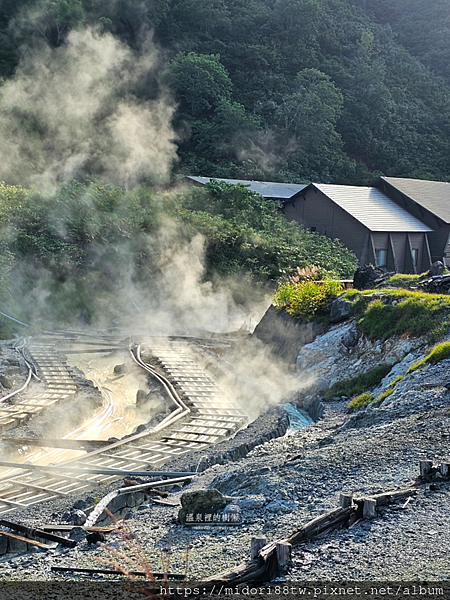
[0,367,33,404]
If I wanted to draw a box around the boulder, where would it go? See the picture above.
[179,489,227,524]
[329,298,353,323]
[69,526,86,542]
[0,375,13,389]
[71,509,87,526]
[222,504,242,523]
[353,264,385,290]
[136,389,149,407]
[86,531,105,544]
[113,363,127,374]
[428,261,445,277]
[253,305,325,363]
[341,326,360,348]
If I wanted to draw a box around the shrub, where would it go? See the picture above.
[383,273,423,288]
[347,392,374,411]
[273,266,344,320]
[322,363,393,400]
[345,289,450,341]
[377,375,404,402]
[273,278,343,320]
[409,341,450,372]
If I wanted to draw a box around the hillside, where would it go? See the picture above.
[0,0,449,187]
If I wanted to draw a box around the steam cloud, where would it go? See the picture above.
[0,28,177,189]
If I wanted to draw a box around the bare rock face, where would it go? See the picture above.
[296,320,425,392]
[253,305,325,363]
[136,389,149,407]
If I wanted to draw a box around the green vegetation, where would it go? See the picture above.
[377,375,404,402]
[178,180,357,280]
[273,275,343,321]
[383,274,424,289]
[347,392,374,412]
[345,289,450,341]
[1,1,450,182]
[322,363,393,401]
[0,179,357,328]
[408,342,450,372]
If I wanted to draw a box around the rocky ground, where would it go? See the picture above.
[0,321,449,595]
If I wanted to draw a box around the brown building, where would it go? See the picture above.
[376,177,450,266]
[283,183,433,273]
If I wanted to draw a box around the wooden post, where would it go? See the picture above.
[439,463,449,477]
[419,460,433,477]
[251,537,267,560]
[339,493,353,508]
[276,542,292,570]
[363,498,376,519]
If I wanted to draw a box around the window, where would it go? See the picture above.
[376,249,388,267]
[412,248,419,267]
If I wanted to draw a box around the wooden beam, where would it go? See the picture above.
[251,537,267,559]
[0,530,49,549]
[360,231,370,266]
[424,233,433,270]
[420,460,433,477]
[388,234,398,272]
[0,460,197,477]
[2,438,112,451]
[339,492,353,508]
[407,233,417,274]
[363,498,376,519]
[0,520,77,548]
[370,233,377,266]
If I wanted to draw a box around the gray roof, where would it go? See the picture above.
[381,177,450,223]
[312,183,433,232]
[186,176,307,199]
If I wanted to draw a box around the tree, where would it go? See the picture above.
[276,68,343,138]
[162,52,232,117]
[35,0,85,46]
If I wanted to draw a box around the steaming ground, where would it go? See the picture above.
[0,349,170,478]
[0,28,176,190]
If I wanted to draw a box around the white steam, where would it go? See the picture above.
[0,28,177,189]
